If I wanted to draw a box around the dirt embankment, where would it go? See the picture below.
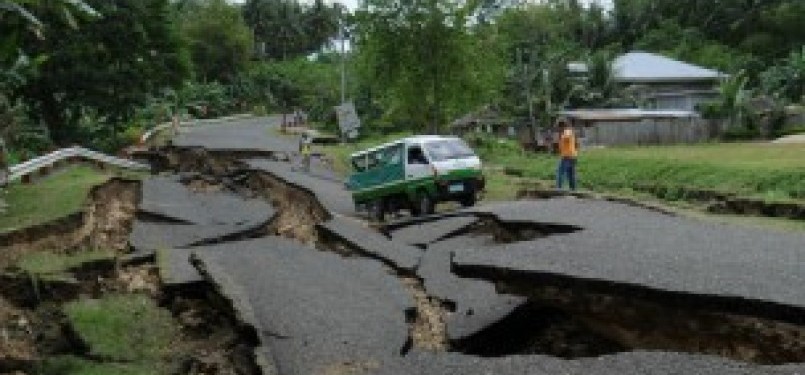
[0,171,262,374]
[0,178,140,271]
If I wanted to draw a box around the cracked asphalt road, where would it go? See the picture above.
[141,116,805,374]
[457,199,805,312]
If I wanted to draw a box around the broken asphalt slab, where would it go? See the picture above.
[192,237,414,375]
[157,248,203,286]
[130,175,275,256]
[139,176,274,226]
[244,159,355,216]
[386,215,479,247]
[129,218,268,254]
[457,199,805,315]
[317,216,423,272]
[419,237,526,342]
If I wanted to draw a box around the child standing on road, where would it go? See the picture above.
[556,120,578,190]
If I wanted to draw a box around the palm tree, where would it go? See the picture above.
[717,70,750,128]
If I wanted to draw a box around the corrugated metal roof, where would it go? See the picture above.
[559,108,698,121]
[613,52,726,83]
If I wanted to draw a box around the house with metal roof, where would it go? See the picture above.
[613,51,727,111]
[557,108,714,146]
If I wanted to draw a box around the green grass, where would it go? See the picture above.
[16,250,113,276]
[0,166,112,232]
[64,294,180,363]
[481,142,805,202]
[38,356,162,375]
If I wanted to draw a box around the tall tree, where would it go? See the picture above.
[355,0,504,133]
[242,0,339,60]
[18,0,190,146]
[179,0,253,83]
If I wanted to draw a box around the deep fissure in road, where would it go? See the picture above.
[158,147,805,367]
[437,215,582,246]
[452,269,805,365]
[161,148,456,355]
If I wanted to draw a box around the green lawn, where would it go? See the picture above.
[481,141,805,202]
[0,166,116,233]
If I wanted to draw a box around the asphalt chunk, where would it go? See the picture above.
[420,238,526,342]
[192,237,413,375]
[139,176,274,226]
[388,216,479,247]
[317,217,423,272]
[462,199,805,312]
[245,159,355,217]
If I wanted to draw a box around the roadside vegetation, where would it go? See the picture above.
[0,166,114,232]
[16,250,112,276]
[37,294,180,375]
[478,140,805,202]
[4,0,805,161]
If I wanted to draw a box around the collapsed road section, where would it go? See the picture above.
[149,140,804,374]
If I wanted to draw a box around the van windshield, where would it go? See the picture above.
[423,139,476,162]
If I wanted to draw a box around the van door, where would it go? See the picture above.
[405,144,431,182]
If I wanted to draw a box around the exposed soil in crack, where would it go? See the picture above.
[167,291,262,375]
[317,227,451,354]
[450,270,805,365]
[400,276,449,353]
[0,178,141,270]
[429,214,582,247]
[454,301,626,358]
[245,172,330,246]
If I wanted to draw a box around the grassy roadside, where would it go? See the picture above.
[0,165,142,233]
[474,139,805,203]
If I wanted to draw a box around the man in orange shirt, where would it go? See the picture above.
[556,120,578,190]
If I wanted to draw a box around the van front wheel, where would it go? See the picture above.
[459,191,477,208]
[416,193,435,216]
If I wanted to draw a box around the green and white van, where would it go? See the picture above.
[346,135,485,220]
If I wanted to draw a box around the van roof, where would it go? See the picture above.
[349,135,460,158]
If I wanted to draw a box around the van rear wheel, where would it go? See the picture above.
[369,199,385,222]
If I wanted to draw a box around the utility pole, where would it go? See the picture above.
[339,17,346,104]
[518,47,535,141]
